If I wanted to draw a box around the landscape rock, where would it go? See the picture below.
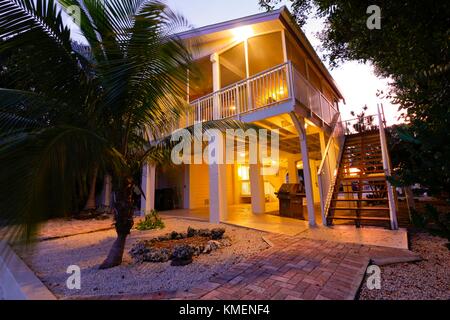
[187,227,197,237]
[171,245,194,266]
[129,227,231,266]
[198,229,211,237]
[143,248,171,263]
[211,228,225,240]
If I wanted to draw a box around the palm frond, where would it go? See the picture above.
[0,126,125,242]
[0,0,70,46]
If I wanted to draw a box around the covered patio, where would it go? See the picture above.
[159,203,408,249]
[160,202,320,236]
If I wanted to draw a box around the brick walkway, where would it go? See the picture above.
[80,233,418,301]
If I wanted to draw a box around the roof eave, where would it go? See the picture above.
[176,7,284,40]
[279,8,345,101]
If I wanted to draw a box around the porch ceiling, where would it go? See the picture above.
[253,114,323,159]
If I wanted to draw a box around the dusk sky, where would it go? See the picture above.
[67,0,402,125]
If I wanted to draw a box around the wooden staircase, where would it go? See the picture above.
[326,131,394,228]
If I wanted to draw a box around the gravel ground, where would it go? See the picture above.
[359,231,450,300]
[15,218,269,299]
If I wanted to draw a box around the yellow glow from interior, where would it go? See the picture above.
[241,181,251,196]
[348,167,361,176]
[237,165,250,180]
[231,26,254,42]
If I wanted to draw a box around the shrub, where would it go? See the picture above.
[136,210,165,231]
[411,205,450,249]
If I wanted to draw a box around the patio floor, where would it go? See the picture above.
[160,203,409,250]
[87,233,419,301]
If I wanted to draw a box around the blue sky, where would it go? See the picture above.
[67,0,400,124]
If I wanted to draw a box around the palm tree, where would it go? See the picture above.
[0,0,192,269]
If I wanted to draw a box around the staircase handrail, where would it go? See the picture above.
[317,113,346,225]
[377,104,399,230]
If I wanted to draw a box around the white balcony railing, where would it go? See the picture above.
[172,61,338,130]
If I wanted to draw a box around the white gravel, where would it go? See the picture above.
[15,218,269,299]
[359,231,450,300]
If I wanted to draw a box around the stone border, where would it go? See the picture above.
[0,241,56,300]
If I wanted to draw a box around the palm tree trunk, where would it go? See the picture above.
[84,165,99,211]
[99,177,134,269]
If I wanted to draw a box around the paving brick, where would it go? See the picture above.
[87,229,411,302]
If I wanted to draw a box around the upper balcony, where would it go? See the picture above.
[156,7,344,138]
[180,61,339,130]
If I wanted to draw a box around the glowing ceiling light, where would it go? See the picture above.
[231,26,254,42]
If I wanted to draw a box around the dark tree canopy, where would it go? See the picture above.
[260,0,450,198]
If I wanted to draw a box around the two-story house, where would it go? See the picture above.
[139,7,400,231]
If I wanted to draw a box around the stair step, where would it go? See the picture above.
[338,176,386,181]
[331,198,388,202]
[338,170,385,174]
[340,161,383,165]
[340,163,384,167]
[342,151,382,155]
[331,207,390,211]
[338,175,386,179]
[345,144,381,148]
[346,137,381,142]
[345,142,381,146]
[344,149,381,153]
[335,191,387,194]
[343,149,381,153]
[346,135,380,140]
[346,140,381,145]
[342,152,383,156]
[339,170,384,174]
[329,216,391,222]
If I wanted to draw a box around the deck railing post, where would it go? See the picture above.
[235,84,240,120]
[377,104,399,230]
[287,62,295,103]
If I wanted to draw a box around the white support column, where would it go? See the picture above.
[141,164,156,215]
[249,163,266,214]
[101,174,112,207]
[211,53,221,120]
[281,29,288,63]
[290,112,316,227]
[208,132,227,224]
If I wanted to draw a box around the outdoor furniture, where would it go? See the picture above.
[276,183,306,219]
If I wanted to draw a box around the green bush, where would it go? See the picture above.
[411,208,427,228]
[136,210,165,231]
[412,205,450,248]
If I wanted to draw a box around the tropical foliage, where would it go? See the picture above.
[260,0,450,200]
[135,210,165,231]
[0,0,192,268]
